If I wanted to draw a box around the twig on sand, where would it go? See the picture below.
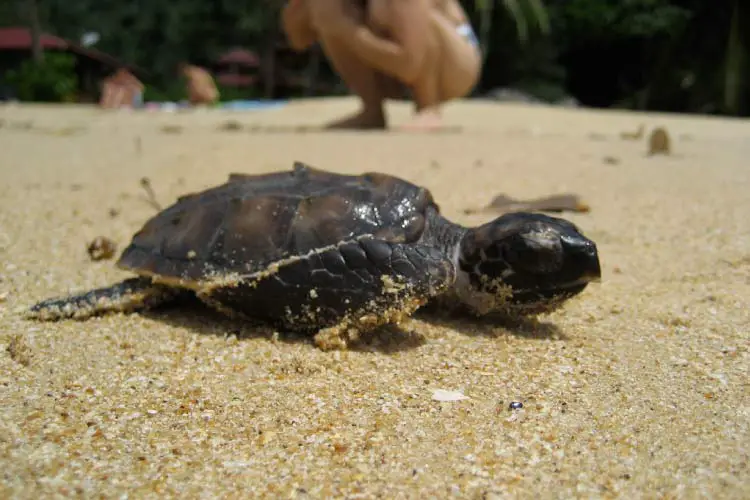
[139,177,162,211]
[464,193,591,215]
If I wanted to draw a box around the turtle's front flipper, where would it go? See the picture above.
[26,277,183,321]
[202,237,456,350]
[310,241,457,350]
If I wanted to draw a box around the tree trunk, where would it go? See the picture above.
[304,45,321,97]
[723,0,747,115]
[475,0,495,64]
[262,20,279,99]
[28,0,44,63]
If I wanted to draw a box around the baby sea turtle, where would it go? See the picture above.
[27,162,601,349]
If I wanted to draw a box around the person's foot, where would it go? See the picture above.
[325,109,386,130]
[398,107,444,132]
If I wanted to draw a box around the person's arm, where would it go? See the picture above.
[281,0,317,52]
[334,0,431,85]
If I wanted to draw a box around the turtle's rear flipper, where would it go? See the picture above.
[26,277,183,321]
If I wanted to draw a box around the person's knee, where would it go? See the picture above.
[309,0,361,37]
[367,0,390,29]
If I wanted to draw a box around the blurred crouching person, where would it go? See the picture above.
[281,0,482,130]
[180,63,220,106]
[99,68,144,109]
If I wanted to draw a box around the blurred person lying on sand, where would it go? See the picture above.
[180,63,220,106]
[281,0,482,130]
[99,68,144,109]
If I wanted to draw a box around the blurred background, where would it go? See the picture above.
[0,0,748,117]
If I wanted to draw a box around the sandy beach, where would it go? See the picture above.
[1,97,748,498]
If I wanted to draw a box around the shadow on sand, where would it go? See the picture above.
[414,308,567,342]
[139,296,567,354]
[140,297,427,354]
[213,123,464,135]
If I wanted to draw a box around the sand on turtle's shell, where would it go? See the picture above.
[0,98,748,498]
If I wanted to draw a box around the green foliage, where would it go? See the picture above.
[472,0,550,52]
[463,0,566,101]
[2,0,749,115]
[559,0,691,43]
[5,52,78,102]
[216,85,263,101]
[141,80,185,103]
[722,0,747,114]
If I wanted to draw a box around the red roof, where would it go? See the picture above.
[217,73,258,87]
[0,27,68,50]
[217,48,260,67]
[0,27,144,76]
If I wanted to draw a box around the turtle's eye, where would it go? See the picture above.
[502,231,564,275]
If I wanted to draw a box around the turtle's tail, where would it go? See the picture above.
[25,277,181,321]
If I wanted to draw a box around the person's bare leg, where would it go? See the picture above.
[313,2,389,129]
[399,22,444,131]
[309,0,480,130]
[319,37,388,129]
[400,10,481,131]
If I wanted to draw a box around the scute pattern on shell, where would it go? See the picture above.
[117,163,437,282]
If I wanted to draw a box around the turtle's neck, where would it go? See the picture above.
[422,207,468,261]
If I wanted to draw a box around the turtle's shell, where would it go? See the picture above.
[117,163,438,284]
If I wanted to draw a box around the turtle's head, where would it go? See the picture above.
[456,212,601,315]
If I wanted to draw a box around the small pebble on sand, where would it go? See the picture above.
[87,237,117,261]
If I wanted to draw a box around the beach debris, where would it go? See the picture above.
[670,357,690,367]
[465,193,591,215]
[0,291,8,303]
[648,127,672,156]
[603,156,620,165]
[139,177,162,211]
[620,124,645,140]
[7,333,33,367]
[87,237,117,261]
[160,124,183,134]
[509,401,524,410]
[108,208,120,218]
[332,442,349,454]
[8,120,33,130]
[218,120,243,132]
[50,125,86,136]
[432,389,469,402]
[20,124,87,136]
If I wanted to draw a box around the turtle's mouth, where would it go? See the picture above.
[510,249,602,305]
[513,281,588,302]
[509,274,598,312]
